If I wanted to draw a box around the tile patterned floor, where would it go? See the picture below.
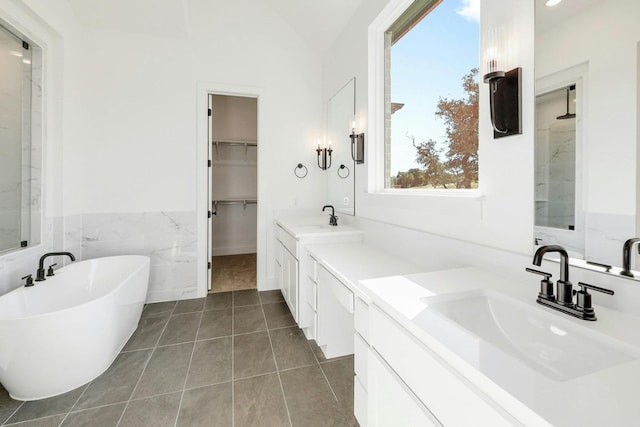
[0,290,357,427]
[211,254,257,293]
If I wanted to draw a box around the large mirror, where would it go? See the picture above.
[534,0,639,269]
[326,77,356,215]
[0,22,37,254]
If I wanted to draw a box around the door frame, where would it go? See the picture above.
[196,81,265,296]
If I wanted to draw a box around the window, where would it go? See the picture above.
[384,0,479,190]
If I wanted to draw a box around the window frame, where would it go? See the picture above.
[367,0,482,197]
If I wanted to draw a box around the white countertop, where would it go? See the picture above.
[275,216,363,239]
[359,267,640,426]
[304,242,428,301]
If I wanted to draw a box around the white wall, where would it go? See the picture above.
[0,0,326,299]
[323,0,535,256]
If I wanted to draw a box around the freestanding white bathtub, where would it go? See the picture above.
[0,255,150,401]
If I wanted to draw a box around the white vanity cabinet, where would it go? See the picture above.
[353,296,370,427]
[275,225,299,320]
[365,305,518,427]
[274,221,363,338]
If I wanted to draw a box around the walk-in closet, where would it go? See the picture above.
[209,94,257,293]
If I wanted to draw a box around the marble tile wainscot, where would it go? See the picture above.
[82,211,198,302]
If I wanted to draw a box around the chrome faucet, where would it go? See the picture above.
[620,238,640,277]
[526,244,613,321]
[322,205,338,226]
[35,252,76,281]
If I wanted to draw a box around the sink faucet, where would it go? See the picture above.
[532,244,571,304]
[322,205,338,226]
[527,244,613,320]
[620,238,640,277]
[35,252,76,281]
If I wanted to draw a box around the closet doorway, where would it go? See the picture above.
[208,94,258,293]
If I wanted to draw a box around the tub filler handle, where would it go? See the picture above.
[22,274,33,287]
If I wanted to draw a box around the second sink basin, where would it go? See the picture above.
[415,290,637,381]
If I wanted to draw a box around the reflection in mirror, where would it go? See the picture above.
[534,0,640,268]
[326,78,356,215]
[535,84,583,256]
[0,23,36,254]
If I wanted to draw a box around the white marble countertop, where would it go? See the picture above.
[275,216,363,239]
[359,266,640,427]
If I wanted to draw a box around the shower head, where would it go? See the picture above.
[557,85,576,120]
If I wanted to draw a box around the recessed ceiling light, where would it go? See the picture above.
[545,0,562,6]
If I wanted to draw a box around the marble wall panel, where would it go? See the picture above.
[82,211,198,302]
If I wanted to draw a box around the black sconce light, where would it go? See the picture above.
[483,65,522,139]
[349,120,365,164]
[316,143,333,170]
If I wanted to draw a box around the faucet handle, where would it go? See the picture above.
[21,274,34,287]
[525,267,551,280]
[47,263,57,277]
[577,282,614,295]
[525,268,554,300]
[575,282,613,316]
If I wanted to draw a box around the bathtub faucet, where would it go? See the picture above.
[35,252,76,281]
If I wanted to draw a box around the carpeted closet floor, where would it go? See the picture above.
[210,253,256,293]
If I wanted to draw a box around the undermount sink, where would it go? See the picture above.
[415,290,638,381]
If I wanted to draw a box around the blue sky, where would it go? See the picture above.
[389,0,479,175]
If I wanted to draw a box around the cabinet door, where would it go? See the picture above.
[287,250,298,321]
[276,242,284,294]
[317,266,354,358]
[280,245,288,299]
[368,349,442,427]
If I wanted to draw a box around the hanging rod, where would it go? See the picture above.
[212,199,258,215]
[213,199,257,205]
[213,140,257,156]
[213,140,257,146]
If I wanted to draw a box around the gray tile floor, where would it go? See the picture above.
[0,290,357,427]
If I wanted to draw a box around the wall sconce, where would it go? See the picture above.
[349,120,365,164]
[483,65,522,139]
[483,26,522,139]
[316,142,333,170]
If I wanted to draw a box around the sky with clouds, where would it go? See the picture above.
[389,0,479,176]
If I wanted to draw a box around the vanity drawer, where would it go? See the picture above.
[305,253,318,282]
[306,302,317,339]
[275,240,283,267]
[354,332,368,390]
[303,276,317,309]
[279,228,298,259]
[370,306,516,426]
[354,376,368,427]
[354,297,370,342]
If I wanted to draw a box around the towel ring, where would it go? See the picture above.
[294,163,308,179]
[337,164,350,179]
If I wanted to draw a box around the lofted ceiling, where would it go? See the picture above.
[66,0,190,39]
[66,0,365,53]
[262,0,366,53]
